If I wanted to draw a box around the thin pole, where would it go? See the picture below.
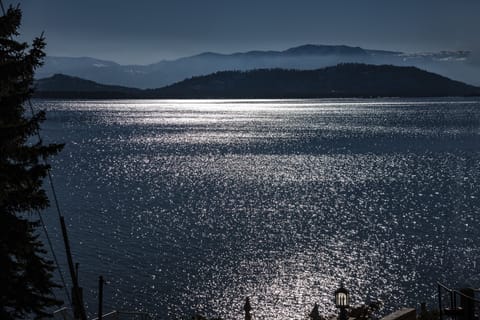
[0,0,5,15]
[38,212,72,307]
[438,284,443,320]
[60,216,87,320]
[98,276,105,320]
[244,297,252,320]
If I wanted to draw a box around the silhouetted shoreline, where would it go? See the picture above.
[34,64,480,100]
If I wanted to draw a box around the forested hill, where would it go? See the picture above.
[150,64,480,98]
[35,64,480,99]
[35,74,143,99]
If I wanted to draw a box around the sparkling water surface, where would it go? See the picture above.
[38,99,480,319]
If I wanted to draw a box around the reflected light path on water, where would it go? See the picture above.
[38,98,480,319]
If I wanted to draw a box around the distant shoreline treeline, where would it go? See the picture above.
[34,63,480,99]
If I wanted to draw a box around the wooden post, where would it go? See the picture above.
[460,288,475,320]
[438,284,443,320]
[244,297,252,320]
[98,276,105,320]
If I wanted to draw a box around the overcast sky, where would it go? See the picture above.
[5,0,480,65]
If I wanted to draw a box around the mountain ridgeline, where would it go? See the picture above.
[36,44,479,88]
[35,64,480,99]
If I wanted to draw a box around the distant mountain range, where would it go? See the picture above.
[34,64,480,99]
[35,44,480,89]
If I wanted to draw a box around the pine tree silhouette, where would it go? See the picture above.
[0,5,64,319]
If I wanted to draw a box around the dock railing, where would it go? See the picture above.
[90,310,152,320]
[437,282,480,320]
[53,307,74,320]
[53,308,152,320]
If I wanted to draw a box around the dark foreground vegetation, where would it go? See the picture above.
[35,64,480,99]
[1,5,63,319]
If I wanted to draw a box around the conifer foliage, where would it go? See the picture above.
[0,5,64,319]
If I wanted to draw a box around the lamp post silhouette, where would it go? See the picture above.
[335,284,350,320]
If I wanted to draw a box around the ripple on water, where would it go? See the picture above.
[39,99,480,319]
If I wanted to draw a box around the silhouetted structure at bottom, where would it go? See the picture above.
[244,297,252,320]
[310,303,323,320]
[438,283,479,320]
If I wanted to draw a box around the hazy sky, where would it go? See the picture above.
[6,0,480,65]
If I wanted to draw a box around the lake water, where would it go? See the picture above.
[37,99,480,320]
